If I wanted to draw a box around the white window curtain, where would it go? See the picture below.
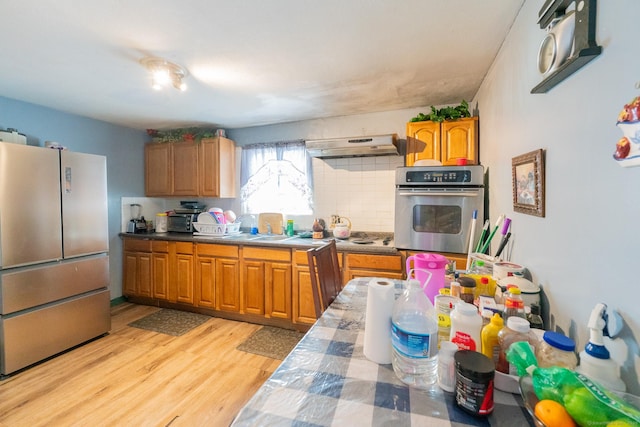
[240,140,313,214]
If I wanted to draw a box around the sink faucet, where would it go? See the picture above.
[266,222,272,235]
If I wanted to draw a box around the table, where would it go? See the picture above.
[231,278,535,426]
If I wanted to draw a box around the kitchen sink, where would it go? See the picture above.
[221,233,255,240]
[250,234,294,241]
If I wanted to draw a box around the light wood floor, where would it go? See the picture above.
[0,303,282,426]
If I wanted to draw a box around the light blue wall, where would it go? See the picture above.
[1,95,148,300]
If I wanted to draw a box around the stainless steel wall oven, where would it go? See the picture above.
[394,165,485,254]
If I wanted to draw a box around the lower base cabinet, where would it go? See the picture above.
[242,247,291,321]
[292,249,331,327]
[343,253,404,281]
[195,243,240,312]
[123,237,439,331]
[123,239,152,298]
[173,242,195,305]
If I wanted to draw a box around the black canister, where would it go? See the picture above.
[454,350,495,416]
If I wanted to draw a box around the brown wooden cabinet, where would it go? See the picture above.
[125,239,195,305]
[172,141,199,196]
[343,252,404,281]
[199,137,236,198]
[195,243,240,312]
[291,249,332,326]
[123,236,414,331]
[144,136,236,197]
[123,239,153,298]
[242,246,292,321]
[151,240,170,300]
[406,117,478,166]
[144,143,172,196]
[172,242,195,305]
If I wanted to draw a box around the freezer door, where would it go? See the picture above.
[0,288,110,375]
[0,254,109,315]
[0,143,63,269]
[60,151,109,258]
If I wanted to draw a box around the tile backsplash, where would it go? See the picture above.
[311,155,404,232]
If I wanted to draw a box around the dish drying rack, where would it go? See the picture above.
[193,221,241,236]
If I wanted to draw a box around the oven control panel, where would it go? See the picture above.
[405,169,471,183]
[396,166,484,186]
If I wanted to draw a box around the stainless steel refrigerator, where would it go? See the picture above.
[0,142,110,376]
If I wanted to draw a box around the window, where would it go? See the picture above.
[240,140,313,214]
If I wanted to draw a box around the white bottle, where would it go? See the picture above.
[391,279,439,390]
[449,301,482,352]
[438,341,459,392]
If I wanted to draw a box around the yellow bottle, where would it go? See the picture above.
[481,313,504,366]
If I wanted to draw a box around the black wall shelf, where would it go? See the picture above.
[531,0,602,94]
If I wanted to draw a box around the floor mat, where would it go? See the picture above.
[236,326,304,360]
[128,309,211,336]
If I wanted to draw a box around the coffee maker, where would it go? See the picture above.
[127,203,148,233]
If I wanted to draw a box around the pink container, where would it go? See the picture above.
[406,253,448,304]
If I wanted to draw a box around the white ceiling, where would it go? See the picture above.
[0,1,524,131]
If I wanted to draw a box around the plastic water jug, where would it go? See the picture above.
[406,253,448,304]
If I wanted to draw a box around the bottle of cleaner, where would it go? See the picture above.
[450,301,482,352]
[481,313,504,367]
[576,303,626,392]
[391,278,439,390]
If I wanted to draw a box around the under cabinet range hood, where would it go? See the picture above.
[305,134,398,158]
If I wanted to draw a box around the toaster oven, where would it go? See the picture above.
[167,213,197,233]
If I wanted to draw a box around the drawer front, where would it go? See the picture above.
[243,247,291,262]
[196,243,239,258]
[175,241,194,254]
[123,238,152,252]
[293,250,311,265]
[151,240,169,253]
[346,253,402,271]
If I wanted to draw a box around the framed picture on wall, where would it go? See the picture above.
[512,149,545,217]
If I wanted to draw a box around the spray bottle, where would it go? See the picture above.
[575,303,626,392]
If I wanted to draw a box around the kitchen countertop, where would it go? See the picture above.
[120,230,399,254]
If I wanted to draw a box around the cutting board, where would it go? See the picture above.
[258,213,284,234]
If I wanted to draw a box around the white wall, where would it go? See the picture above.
[474,0,640,393]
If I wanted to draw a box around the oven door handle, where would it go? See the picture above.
[397,190,482,197]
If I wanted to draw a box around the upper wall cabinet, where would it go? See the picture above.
[406,117,479,166]
[145,136,236,198]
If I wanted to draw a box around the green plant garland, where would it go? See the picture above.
[410,100,471,123]
[146,127,218,143]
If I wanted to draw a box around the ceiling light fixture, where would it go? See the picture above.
[140,57,188,91]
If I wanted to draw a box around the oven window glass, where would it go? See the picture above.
[412,205,461,234]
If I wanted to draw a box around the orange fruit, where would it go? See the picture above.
[534,399,577,427]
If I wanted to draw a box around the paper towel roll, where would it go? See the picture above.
[363,279,395,364]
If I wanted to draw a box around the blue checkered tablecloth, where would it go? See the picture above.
[231,278,535,426]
